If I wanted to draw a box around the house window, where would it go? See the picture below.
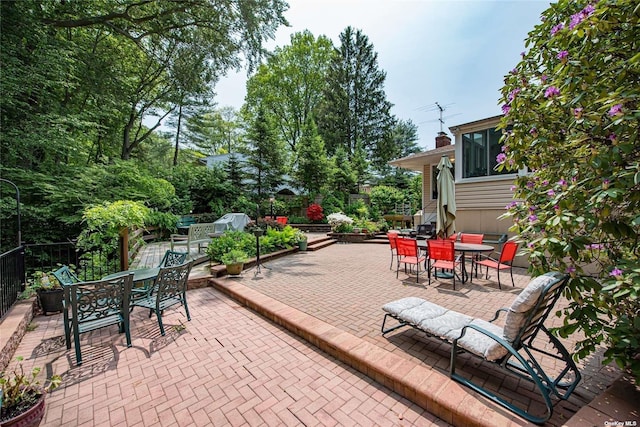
[462,127,510,178]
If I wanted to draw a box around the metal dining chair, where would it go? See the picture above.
[130,261,193,336]
[63,274,133,365]
[460,233,485,276]
[427,239,462,289]
[387,232,399,270]
[474,241,519,288]
[396,238,426,283]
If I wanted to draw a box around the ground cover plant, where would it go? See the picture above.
[498,0,639,380]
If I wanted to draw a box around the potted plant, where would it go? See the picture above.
[221,249,249,276]
[0,357,61,427]
[21,270,65,315]
[293,230,308,251]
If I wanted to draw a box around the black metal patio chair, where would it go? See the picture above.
[63,274,133,366]
[130,261,193,336]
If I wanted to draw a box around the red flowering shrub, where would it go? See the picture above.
[306,203,324,222]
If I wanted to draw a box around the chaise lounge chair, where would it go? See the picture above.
[381,272,581,424]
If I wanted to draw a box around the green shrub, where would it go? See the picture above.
[345,199,369,219]
[221,249,249,265]
[146,210,179,235]
[499,0,640,381]
[206,231,256,263]
[369,186,405,214]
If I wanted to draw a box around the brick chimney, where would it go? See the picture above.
[435,132,451,148]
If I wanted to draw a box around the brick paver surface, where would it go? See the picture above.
[7,238,621,426]
[217,241,621,426]
[9,283,448,426]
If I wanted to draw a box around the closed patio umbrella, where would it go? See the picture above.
[436,155,456,238]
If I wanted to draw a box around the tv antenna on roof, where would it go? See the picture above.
[435,102,450,133]
[416,102,459,132]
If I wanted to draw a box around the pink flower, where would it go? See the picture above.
[608,104,623,116]
[547,189,555,196]
[496,153,507,164]
[508,88,521,101]
[557,50,569,61]
[544,86,560,98]
[529,214,538,222]
[573,107,583,119]
[540,74,548,83]
[502,104,511,115]
[550,23,564,36]
[610,268,623,277]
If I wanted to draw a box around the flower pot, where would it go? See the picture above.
[36,289,64,315]
[1,393,46,427]
[225,263,244,275]
[298,240,308,251]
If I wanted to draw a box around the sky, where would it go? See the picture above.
[213,0,551,151]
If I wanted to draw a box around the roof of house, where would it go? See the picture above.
[388,144,455,172]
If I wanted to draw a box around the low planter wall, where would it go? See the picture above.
[327,232,374,243]
[290,223,331,233]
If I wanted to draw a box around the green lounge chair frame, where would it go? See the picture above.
[381,272,581,424]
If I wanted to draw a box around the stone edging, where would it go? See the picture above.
[0,299,35,371]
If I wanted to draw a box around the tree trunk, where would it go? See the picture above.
[173,104,182,166]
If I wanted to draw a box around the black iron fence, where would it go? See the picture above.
[23,242,120,281]
[0,246,25,318]
[0,242,121,319]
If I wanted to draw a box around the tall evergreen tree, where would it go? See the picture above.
[295,118,331,195]
[331,146,357,195]
[379,118,422,186]
[316,26,395,173]
[245,107,285,197]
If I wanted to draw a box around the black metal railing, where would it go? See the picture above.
[23,242,120,282]
[1,232,151,319]
[0,246,25,318]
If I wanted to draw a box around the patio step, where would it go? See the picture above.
[210,279,517,427]
[307,236,336,251]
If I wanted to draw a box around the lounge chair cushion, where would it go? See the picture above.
[503,274,557,342]
[419,311,473,341]
[382,297,425,317]
[401,301,449,326]
[450,319,508,361]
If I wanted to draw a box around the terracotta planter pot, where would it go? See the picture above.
[1,393,46,427]
[225,263,244,275]
[36,289,64,315]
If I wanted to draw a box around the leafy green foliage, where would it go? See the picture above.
[0,357,61,420]
[295,118,332,194]
[221,249,249,265]
[316,26,395,173]
[498,0,639,380]
[369,186,406,215]
[206,231,257,263]
[245,30,334,153]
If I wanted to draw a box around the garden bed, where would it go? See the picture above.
[327,232,374,243]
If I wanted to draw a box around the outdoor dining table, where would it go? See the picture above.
[102,267,160,289]
[416,240,494,283]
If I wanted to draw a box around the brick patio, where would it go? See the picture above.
[2,236,633,426]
